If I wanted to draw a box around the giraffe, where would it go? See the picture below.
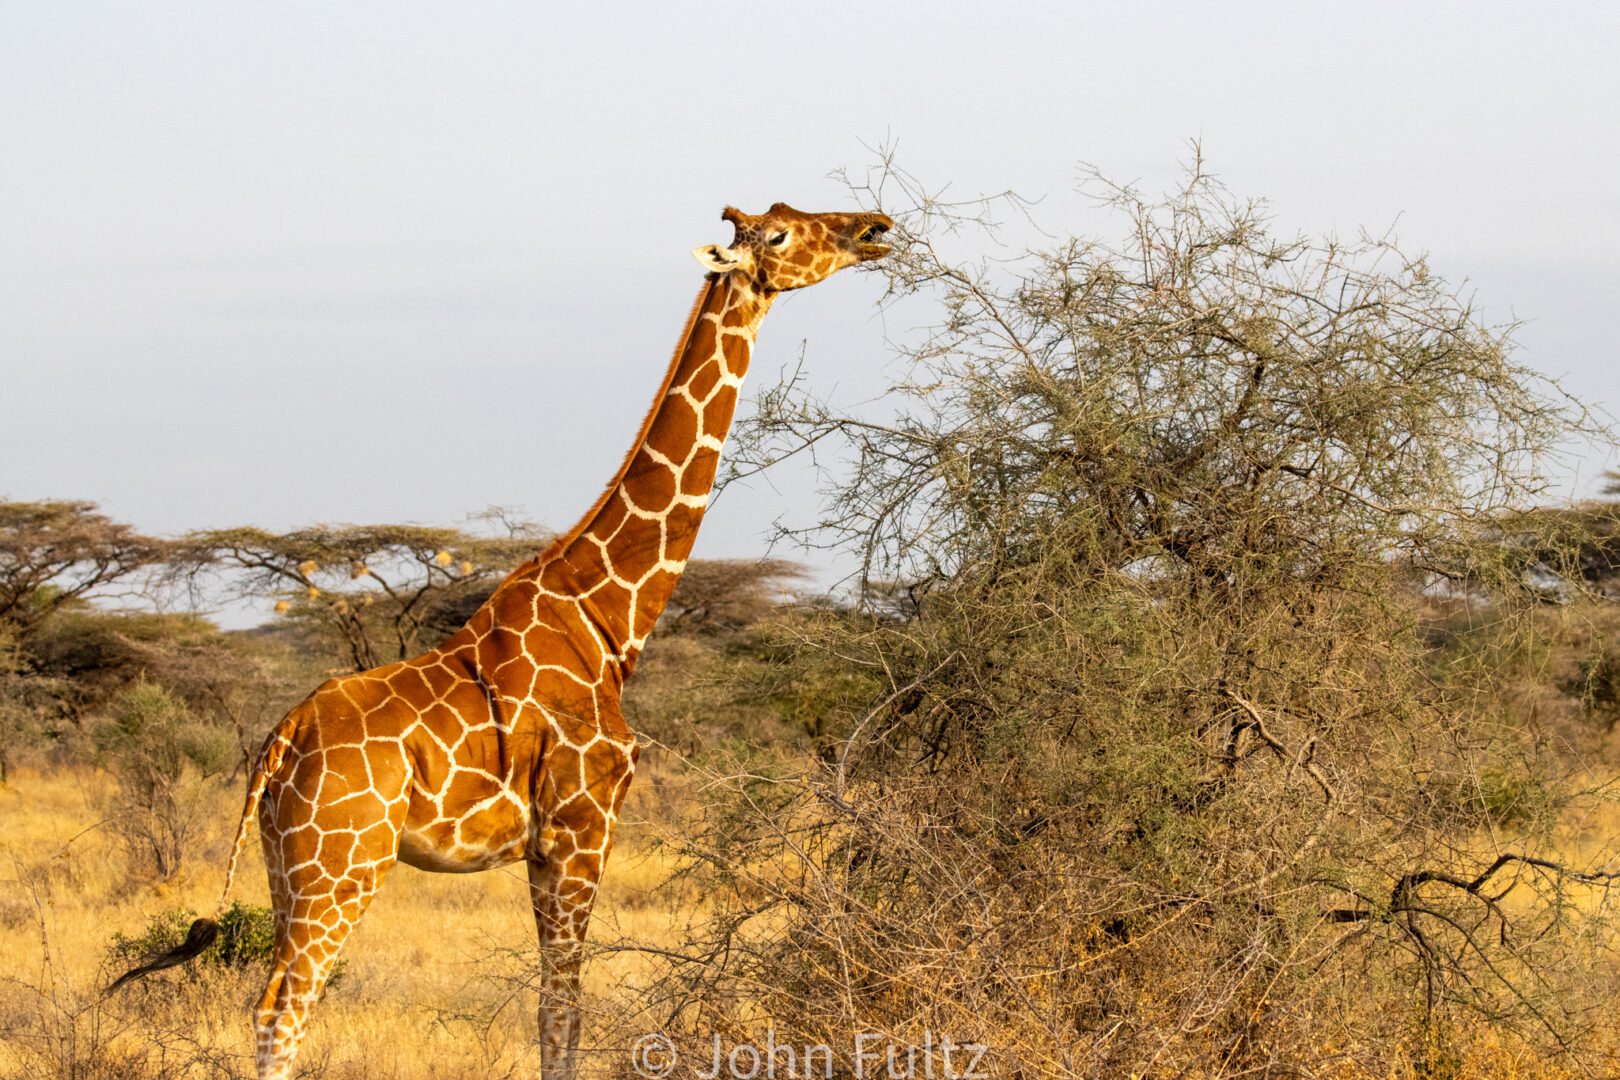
[109,202,894,1080]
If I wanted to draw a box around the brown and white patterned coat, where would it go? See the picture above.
[109,202,893,1080]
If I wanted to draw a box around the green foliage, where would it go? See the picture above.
[0,624,43,783]
[212,901,279,969]
[109,902,345,987]
[625,597,869,755]
[96,680,235,785]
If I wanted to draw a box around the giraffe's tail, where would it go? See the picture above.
[106,708,301,994]
[105,917,219,992]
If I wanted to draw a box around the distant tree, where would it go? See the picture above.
[658,558,807,637]
[0,624,43,783]
[167,521,545,671]
[25,607,226,707]
[0,497,159,779]
[24,605,310,770]
[1510,471,1620,595]
[0,500,159,636]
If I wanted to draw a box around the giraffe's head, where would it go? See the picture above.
[691,203,893,292]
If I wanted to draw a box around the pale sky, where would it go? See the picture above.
[4,3,1619,591]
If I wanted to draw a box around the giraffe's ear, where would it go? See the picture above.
[691,244,752,274]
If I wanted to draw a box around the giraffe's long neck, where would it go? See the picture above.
[532,272,771,674]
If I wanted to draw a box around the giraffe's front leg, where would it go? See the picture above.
[528,850,594,1079]
[529,731,637,1080]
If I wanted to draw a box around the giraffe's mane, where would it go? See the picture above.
[517,273,726,577]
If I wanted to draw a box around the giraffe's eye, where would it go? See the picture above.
[767,232,788,248]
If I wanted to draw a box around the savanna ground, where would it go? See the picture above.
[0,764,677,1075]
[11,157,1620,1078]
[7,608,1620,1080]
[0,758,694,1080]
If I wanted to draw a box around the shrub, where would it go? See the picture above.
[94,680,236,880]
[627,155,1619,1077]
[108,902,345,988]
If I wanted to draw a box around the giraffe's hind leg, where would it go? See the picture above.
[254,760,407,1079]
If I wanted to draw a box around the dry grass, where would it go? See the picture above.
[0,762,693,1079]
[3,753,1617,1079]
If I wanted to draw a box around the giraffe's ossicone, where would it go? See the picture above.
[108,202,893,1080]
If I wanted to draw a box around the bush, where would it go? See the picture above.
[94,680,235,880]
[627,156,1619,1077]
[108,902,345,988]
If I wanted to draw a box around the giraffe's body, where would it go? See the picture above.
[109,203,892,1080]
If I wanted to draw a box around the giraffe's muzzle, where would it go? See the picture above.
[853,219,893,260]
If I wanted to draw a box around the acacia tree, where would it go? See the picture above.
[624,155,1618,1076]
[168,521,545,671]
[0,501,160,780]
[0,500,159,636]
